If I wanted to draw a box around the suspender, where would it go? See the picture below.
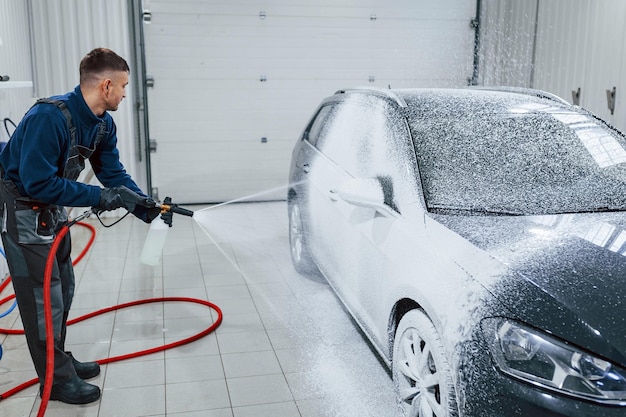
[35,98,106,149]
[36,98,78,147]
[34,98,107,181]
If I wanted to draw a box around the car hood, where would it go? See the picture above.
[428,211,626,365]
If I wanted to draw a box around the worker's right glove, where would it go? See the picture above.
[98,187,125,211]
[144,205,161,223]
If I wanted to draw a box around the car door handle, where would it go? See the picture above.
[302,163,310,173]
[329,189,339,202]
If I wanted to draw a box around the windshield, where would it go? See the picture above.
[408,103,626,215]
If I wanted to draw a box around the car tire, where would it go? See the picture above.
[393,309,457,417]
[288,197,318,275]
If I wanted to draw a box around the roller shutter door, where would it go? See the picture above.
[143,0,477,203]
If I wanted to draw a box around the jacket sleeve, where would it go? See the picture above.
[18,111,101,207]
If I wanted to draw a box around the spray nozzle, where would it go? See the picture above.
[158,197,193,227]
[159,203,194,217]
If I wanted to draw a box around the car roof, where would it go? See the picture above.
[332,86,578,116]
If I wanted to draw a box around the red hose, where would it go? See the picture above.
[37,223,71,414]
[0,221,223,416]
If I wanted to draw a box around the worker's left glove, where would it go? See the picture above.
[98,187,125,211]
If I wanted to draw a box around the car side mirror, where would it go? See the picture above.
[331,178,399,218]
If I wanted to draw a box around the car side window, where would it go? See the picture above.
[304,104,334,147]
[316,99,382,176]
[322,96,419,208]
[370,109,419,209]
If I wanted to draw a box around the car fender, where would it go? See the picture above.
[381,214,501,368]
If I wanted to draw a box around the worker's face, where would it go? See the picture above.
[103,71,129,111]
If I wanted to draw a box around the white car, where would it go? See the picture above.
[288,87,626,417]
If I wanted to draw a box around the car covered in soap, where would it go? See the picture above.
[287,86,626,416]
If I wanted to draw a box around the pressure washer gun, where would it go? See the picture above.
[107,186,194,226]
[159,196,194,227]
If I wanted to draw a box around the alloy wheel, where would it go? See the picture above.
[393,309,456,417]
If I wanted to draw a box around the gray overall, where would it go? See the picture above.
[0,99,105,384]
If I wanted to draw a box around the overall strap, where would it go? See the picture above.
[34,98,106,181]
[94,117,106,148]
[35,98,77,147]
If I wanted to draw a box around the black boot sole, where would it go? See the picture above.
[48,388,101,405]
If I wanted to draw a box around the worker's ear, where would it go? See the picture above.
[102,78,112,96]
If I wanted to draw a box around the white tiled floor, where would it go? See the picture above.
[0,201,397,417]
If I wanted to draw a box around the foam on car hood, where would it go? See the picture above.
[427,211,626,365]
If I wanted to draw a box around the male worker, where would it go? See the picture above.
[0,48,161,404]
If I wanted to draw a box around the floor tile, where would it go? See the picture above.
[104,358,165,389]
[214,312,265,334]
[221,350,282,378]
[167,409,233,417]
[100,384,165,416]
[165,354,224,383]
[233,401,301,417]
[227,374,293,407]
[216,331,272,354]
[166,379,231,414]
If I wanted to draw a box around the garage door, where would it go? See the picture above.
[142,0,477,203]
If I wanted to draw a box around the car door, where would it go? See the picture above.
[293,103,348,280]
[329,101,428,347]
[310,96,399,327]
[304,100,363,306]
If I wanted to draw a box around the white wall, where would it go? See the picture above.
[0,0,34,143]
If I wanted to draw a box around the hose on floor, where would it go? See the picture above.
[0,220,223,416]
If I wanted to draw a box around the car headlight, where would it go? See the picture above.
[482,318,626,404]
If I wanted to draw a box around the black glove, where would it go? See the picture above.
[98,187,125,211]
[133,195,160,223]
[145,205,162,223]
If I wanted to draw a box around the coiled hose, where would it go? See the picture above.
[0,220,223,416]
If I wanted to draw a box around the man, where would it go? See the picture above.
[0,48,161,404]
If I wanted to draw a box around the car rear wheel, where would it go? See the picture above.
[288,197,317,274]
[393,309,457,417]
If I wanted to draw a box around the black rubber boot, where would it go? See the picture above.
[67,352,100,379]
[41,375,101,404]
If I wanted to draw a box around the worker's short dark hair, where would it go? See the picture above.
[79,48,130,84]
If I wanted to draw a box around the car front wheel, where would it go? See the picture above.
[393,309,457,417]
[288,197,317,275]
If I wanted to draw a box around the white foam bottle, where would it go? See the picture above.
[140,217,169,265]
